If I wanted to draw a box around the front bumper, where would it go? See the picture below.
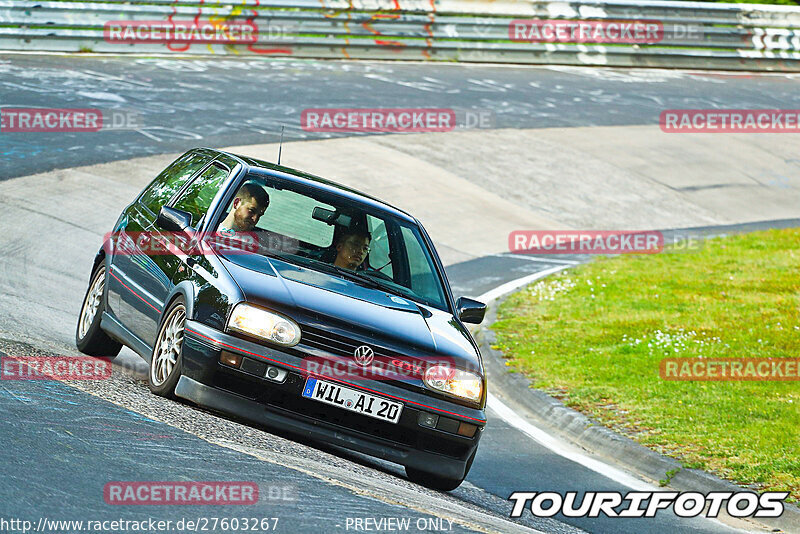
[178,320,486,480]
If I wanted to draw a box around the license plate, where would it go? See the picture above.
[301,377,403,424]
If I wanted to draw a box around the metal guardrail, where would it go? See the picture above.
[1,0,799,70]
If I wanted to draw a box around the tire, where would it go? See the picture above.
[76,263,123,357]
[148,298,186,397]
[405,447,477,491]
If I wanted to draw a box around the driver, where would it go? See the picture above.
[333,228,371,271]
[218,183,270,233]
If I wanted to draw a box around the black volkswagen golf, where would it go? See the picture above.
[76,148,488,490]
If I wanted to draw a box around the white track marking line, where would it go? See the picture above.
[491,254,582,265]
[489,396,748,533]
[489,253,581,265]
[475,266,655,491]
[486,393,654,492]
[476,268,755,532]
[213,439,547,534]
[477,265,571,303]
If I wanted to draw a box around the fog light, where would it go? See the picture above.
[264,366,287,383]
[457,422,478,437]
[220,351,242,368]
[418,412,439,428]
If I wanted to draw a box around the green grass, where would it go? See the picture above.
[492,228,800,500]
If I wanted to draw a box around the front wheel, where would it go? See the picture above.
[149,298,186,397]
[76,264,122,357]
[405,448,477,491]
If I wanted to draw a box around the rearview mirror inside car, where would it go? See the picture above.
[312,206,352,227]
[456,297,486,324]
[157,206,193,232]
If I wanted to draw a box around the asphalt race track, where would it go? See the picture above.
[2,53,799,534]
[3,54,800,179]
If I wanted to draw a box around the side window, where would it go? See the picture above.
[367,216,393,278]
[172,163,230,227]
[139,151,209,215]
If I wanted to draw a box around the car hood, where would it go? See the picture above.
[218,254,480,369]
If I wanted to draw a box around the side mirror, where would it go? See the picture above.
[157,206,193,232]
[456,297,486,324]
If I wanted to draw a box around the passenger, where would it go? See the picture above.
[333,228,371,271]
[218,183,270,233]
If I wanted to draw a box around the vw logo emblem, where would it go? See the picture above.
[353,345,374,367]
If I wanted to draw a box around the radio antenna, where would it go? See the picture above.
[277,125,285,165]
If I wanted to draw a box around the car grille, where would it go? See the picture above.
[299,325,404,361]
[294,325,430,390]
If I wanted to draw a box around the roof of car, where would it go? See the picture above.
[214,149,416,223]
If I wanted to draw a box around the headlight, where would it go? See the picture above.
[227,303,301,347]
[423,365,483,403]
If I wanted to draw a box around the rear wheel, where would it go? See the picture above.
[405,448,477,491]
[76,264,122,357]
[149,298,186,397]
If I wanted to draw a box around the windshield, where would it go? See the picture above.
[212,173,449,311]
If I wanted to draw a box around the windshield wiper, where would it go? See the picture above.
[333,269,430,311]
[353,270,433,307]
[336,268,385,289]
[299,258,383,290]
